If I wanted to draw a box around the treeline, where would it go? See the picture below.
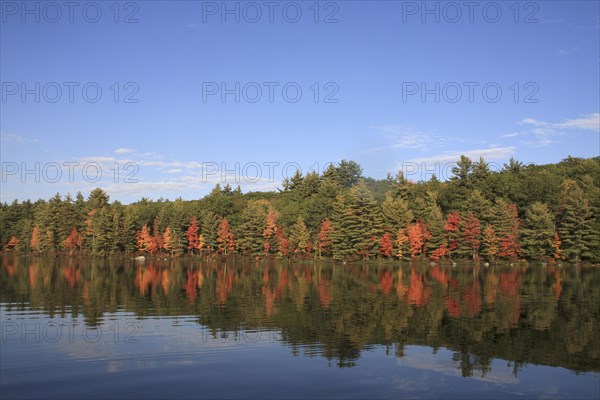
[1,156,599,263]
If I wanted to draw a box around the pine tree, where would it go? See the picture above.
[330,193,352,261]
[557,180,598,262]
[290,216,311,255]
[424,191,444,257]
[200,211,220,254]
[237,201,268,257]
[381,193,413,234]
[521,202,554,260]
[465,189,494,225]
[493,200,521,260]
[344,181,382,260]
[481,224,499,261]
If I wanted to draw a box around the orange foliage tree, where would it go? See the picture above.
[317,218,334,258]
[185,217,200,255]
[63,228,82,255]
[217,217,235,254]
[379,233,394,258]
[407,223,424,259]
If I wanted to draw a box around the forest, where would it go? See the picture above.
[1,156,599,263]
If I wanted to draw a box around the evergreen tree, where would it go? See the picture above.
[336,160,362,188]
[330,194,352,261]
[424,191,445,257]
[557,180,598,262]
[237,201,268,256]
[521,202,555,260]
[344,181,382,260]
[290,216,311,255]
[493,200,521,260]
[381,193,413,234]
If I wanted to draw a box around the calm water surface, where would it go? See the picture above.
[1,256,599,399]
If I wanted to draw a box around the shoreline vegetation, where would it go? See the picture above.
[1,156,599,264]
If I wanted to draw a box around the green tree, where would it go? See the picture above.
[521,202,555,260]
[237,200,269,257]
[290,216,311,255]
[344,181,382,260]
[557,180,598,262]
[380,193,413,234]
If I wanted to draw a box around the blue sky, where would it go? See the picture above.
[1,0,599,203]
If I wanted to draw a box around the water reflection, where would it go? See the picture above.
[1,255,599,378]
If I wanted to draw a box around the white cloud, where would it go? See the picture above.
[555,113,600,131]
[0,132,39,144]
[394,147,515,181]
[502,113,599,147]
[365,125,445,153]
[101,181,191,195]
[114,148,135,154]
[405,147,515,165]
[558,47,580,56]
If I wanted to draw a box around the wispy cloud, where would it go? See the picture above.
[393,146,515,181]
[114,148,135,154]
[558,47,579,56]
[404,146,516,165]
[500,113,599,146]
[0,132,39,144]
[364,125,445,153]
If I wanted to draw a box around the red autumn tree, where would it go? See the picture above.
[444,211,462,257]
[30,226,41,252]
[317,218,334,258]
[275,226,289,258]
[185,217,200,255]
[63,228,82,255]
[418,221,431,255]
[461,212,481,260]
[551,229,564,261]
[150,218,162,254]
[430,244,449,261]
[6,236,19,251]
[217,217,235,254]
[497,203,521,260]
[407,223,423,259]
[379,233,394,258]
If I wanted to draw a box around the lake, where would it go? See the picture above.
[1,256,599,399]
